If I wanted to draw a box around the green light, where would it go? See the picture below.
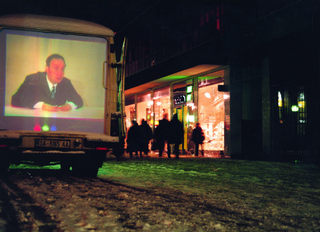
[187,94,192,101]
[186,86,193,93]
[291,105,299,112]
[42,125,50,131]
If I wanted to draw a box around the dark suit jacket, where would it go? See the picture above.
[11,72,83,109]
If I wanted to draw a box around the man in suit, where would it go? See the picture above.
[11,54,83,111]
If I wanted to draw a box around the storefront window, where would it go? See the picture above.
[137,92,152,126]
[154,87,170,126]
[125,95,136,128]
[198,71,224,151]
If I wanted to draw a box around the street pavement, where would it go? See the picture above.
[119,150,230,159]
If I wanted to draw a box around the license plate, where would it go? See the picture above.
[35,139,70,148]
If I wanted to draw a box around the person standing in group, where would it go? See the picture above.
[187,125,194,155]
[168,114,184,159]
[191,122,205,156]
[154,113,170,157]
[139,119,152,157]
[127,120,140,158]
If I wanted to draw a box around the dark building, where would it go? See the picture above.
[119,0,320,162]
[2,0,315,161]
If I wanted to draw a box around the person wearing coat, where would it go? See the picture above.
[191,123,205,156]
[139,119,152,157]
[154,113,170,157]
[127,120,140,158]
[168,114,184,159]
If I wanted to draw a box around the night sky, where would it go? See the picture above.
[0,0,172,34]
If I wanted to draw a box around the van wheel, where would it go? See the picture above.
[72,162,85,177]
[72,163,99,178]
[85,166,99,178]
[60,161,71,174]
[113,141,124,161]
[0,158,10,178]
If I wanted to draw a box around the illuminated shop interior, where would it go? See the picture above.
[125,65,227,153]
[198,76,225,151]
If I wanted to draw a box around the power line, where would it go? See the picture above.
[115,0,162,34]
[110,0,146,28]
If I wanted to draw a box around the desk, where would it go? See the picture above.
[5,106,104,119]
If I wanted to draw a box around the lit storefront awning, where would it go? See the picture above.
[125,64,222,96]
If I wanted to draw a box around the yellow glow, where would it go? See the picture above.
[298,101,305,108]
[278,91,282,107]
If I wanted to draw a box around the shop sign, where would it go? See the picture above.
[174,95,186,105]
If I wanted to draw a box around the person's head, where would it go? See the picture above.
[45,54,66,85]
[196,122,200,127]
[163,113,168,120]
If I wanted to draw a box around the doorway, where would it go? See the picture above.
[174,106,194,154]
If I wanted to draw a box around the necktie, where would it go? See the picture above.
[51,86,56,98]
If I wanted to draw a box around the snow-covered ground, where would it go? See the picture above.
[1,157,319,231]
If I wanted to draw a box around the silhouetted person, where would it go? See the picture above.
[127,120,140,158]
[191,122,205,156]
[139,119,152,157]
[155,113,170,157]
[187,125,194,155]
[168,114,184,159]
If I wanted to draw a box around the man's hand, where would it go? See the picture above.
[42,103,59,111]
[58,103,72,111]
[41,103,72,111]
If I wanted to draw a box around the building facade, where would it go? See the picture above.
[120,0,320,161]
[125,66,228,154]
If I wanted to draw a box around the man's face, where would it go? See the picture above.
[46,58,65,84]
